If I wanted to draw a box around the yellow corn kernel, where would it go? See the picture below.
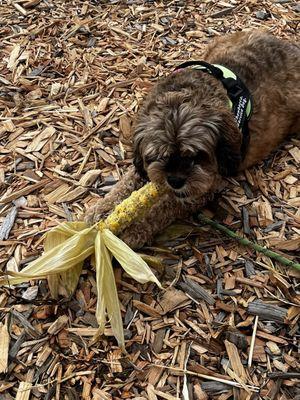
[99,182,165,235]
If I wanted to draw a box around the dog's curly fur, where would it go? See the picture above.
[86,31,300,249]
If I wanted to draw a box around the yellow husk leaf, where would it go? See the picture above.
[1,183,164,349]
[0,225,96,286]
[94,232,106,332]
[44,222,88,298]
[95,231,125,349]
[102,229,162,287]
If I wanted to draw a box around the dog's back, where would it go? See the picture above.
[204,31,300,168]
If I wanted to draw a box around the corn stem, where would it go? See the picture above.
[198,213,300,271]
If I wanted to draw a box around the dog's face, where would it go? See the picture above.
[133,86,242,201]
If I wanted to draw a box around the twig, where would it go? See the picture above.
[182,343,191,400]
[18,371,95,391]
[151,364,259,392]
[248,315,259,368]
[197,214,300,270]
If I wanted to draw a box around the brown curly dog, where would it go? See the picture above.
[86,30,300,249]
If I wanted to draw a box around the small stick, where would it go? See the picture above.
[13,2,27,15]
[151,364,259,392]
[248,315,259,368]
[197,214,300,271]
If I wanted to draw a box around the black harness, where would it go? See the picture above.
[174,61,253,159]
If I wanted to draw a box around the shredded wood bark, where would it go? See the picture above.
[0,0,299,399]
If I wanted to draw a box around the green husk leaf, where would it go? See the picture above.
[155,223,201,242]
[138,253,164,273]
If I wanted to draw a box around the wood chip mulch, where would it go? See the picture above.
[0,1,299,399]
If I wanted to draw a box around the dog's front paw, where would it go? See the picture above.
[119,222,152,250]
[84,199,114,225]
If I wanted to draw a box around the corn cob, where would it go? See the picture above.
[99,182,165,235]
[0,182,165,286]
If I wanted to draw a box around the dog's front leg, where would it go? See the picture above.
[85,166,145,224]
[119,193,209,249]
[85,169,211,249]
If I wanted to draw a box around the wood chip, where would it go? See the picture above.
[132,300,162,318]
[0,322,9,373]
[248,300,287,323]
[178,277,215,305]
[224,340,247,383]
[47,315,69,335]
[158,287,189,314]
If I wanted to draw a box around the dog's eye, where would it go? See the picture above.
[194,151,210,165]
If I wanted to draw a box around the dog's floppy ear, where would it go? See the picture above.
[133,136,148,179]
[215,112,242,177]
[216,137,242,176]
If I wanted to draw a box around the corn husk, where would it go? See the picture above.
[95,231,125,349]
[102,229,161,287]
[0,182,164,348]
[45,222,88,298]
[1,223,95,285]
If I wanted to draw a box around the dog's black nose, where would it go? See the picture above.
[167,176,186,189]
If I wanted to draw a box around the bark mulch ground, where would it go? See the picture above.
[0,1,299,399]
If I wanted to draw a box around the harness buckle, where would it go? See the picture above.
[222,78,244,99]
[229,85,244,99]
